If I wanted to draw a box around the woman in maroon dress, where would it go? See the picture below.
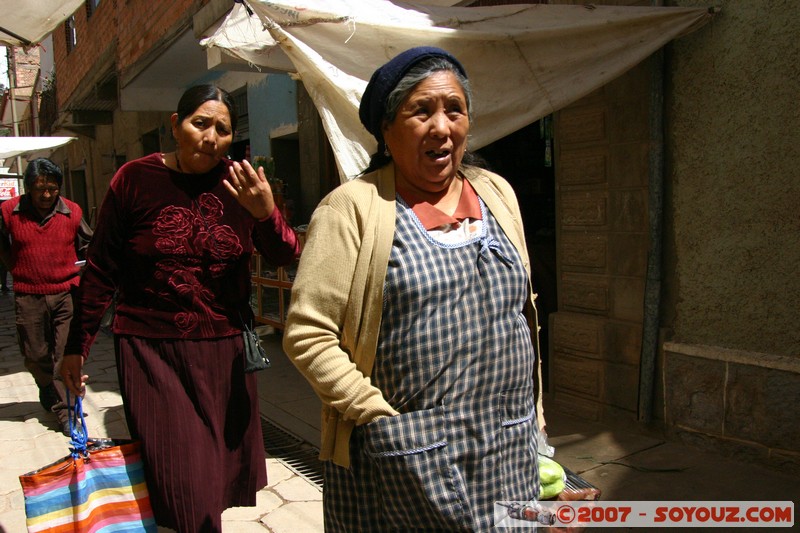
[60,84,301,532]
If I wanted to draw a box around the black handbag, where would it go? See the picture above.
[242,322,270,373]
[195,199,271,373]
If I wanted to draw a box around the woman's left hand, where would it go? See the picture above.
[225,159,275,220]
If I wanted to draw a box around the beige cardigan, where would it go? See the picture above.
[282,163,544,467]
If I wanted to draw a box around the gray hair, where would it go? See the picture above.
[383,57,473,127]
[360,56,478,175]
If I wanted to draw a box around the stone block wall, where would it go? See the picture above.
[663,342,800,475]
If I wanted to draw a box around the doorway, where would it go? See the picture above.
[67,169,90,220]
[475,119,557,392]
[271,135,301,226]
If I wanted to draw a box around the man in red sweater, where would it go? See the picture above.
[0,200,8,292]
[0,158,92,434]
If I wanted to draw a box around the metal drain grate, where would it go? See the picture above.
[261,417,324,489]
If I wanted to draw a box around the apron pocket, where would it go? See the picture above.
[362,406,472,530]
[498,388,540,503]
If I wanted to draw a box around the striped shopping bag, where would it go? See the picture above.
[19,395,157,532]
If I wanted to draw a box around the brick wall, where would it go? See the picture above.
[52,1,116,109]
[53,0,208,109]
[12,47,40,90]
[115,0,203,74]
[9,47,40,136]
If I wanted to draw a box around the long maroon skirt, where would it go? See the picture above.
[114,334,267,532]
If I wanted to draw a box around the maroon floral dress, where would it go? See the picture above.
[66,153,301,532]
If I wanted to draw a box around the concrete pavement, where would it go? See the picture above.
[245,331,800,531]
[0,279,797,532]
[0,283,322,533]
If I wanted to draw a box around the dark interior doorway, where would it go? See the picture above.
[67,169,90,219]
[142,128,160,156]
[271,135,301,226]
[475,119,557,391]
[229,139,249,163]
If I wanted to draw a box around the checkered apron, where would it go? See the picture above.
[324,197,540,532]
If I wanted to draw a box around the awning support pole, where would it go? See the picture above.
[638,45,665,424]
[7,46,24,178]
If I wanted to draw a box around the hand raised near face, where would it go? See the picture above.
[225,159,276,220]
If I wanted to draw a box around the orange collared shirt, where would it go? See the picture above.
[396,178,483,242]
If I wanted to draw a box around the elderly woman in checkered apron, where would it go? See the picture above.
[283,47,546,531]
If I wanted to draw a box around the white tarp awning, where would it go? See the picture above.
[0,0,85,47]
[0,137,76,160]
[203,0,715,180]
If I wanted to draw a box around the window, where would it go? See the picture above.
[65,16,77,52]
[231,87,249,143]
[86,0,101,19]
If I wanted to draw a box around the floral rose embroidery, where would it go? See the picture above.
[155,237,189,255]
[209,263,228,277]
[168,268,210,301]
[195,225,243,260]
[151,194,244,336]
[197,193,223,223]
[153,206,195,239]
[153,258,183,282]
[174,311,200,334]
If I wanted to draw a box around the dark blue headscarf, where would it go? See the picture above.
[358,46,467,142]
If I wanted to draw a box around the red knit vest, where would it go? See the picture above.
[1,196,83,294]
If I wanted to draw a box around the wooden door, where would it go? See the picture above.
[550,57,654,422]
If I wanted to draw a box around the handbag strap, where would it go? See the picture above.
[65,390,89,458]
